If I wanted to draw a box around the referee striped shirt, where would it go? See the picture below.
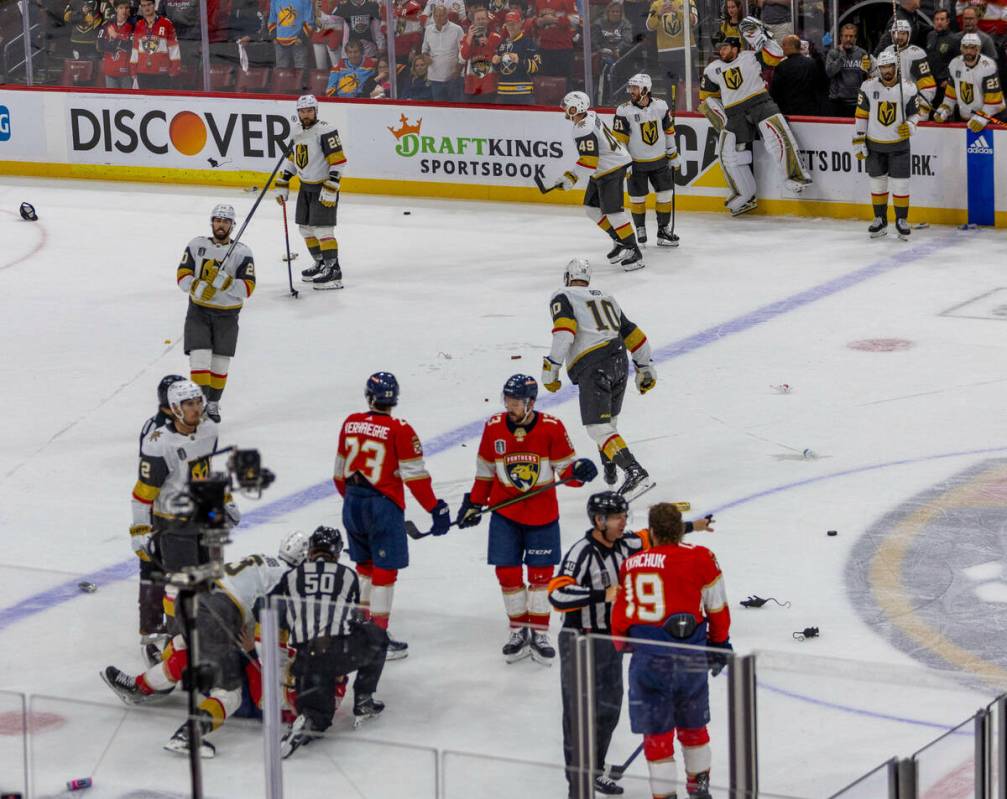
[548,531,647,631]
[273,559,360,645]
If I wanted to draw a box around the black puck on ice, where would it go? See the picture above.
[827,530,837,537]
[78,581,97,593]
[19,202,37,221]
[403,210,411,215]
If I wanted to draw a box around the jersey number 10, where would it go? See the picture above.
[586,299,620,331]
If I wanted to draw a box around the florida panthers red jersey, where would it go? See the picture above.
[469,411,578,526]
[333,411,437,512]
[611,541,731,645]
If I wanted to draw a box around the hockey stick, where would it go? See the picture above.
[668,80,678,242]
[609,743,643,780]
[534,173,562,194]
[280,199,299,299]
[221,140,294,272]
[405,476,580,539]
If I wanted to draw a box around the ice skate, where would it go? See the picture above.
[386,637,409,661]
[300,260,323,282]
[618,463,654,502]
[529,630,556,666]
[620,247,646,272]
[204,401,220,423]
[895,218,911,241]
[100,665,166,705]
[636,226,647,246]
[164,722,215,759]
[280,714,317,759]
[312,264,343,290]
[352,694,385,728]
[656,226,679,247]
[869,217,888,239]
[606,243,628,264]
[502,627,530,663]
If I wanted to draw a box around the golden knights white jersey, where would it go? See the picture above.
[215,553,291,625]
[612,98,675,164]
[549,285,651,373]
[285,120,347,185]
[177,237,256,312]
[131,419,220,527]
[855,77,921,148]
[941,54,1004,121]
[570,111,631,179]
[879,44,936,107]
[700,50,772,109]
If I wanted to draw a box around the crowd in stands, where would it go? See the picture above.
[4,0,1006,120]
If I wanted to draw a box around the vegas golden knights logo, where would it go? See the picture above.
[877,101,896,127]
[189,460,210,481]
[960,81,974,105]
[295,143,310,169]
[641,120,659,146]
[724,67,743,91]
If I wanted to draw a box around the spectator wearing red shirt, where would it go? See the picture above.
[312,0,344,69]
[527,0,578,78]
[97,0,134,87]
[461,5,501,100]
[131,0,181,88]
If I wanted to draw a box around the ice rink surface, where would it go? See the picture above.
[1,176,1006,798]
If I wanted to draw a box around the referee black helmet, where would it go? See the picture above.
[587,491,628,525]
[308,525,343,561]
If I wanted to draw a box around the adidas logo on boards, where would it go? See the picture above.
[967,134,993,155]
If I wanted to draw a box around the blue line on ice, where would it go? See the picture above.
[0,232,971,731]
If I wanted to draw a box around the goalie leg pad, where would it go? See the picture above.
[757,113,810,183]
[720,132,757,211]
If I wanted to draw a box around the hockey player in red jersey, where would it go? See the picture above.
[456,374,598,664]
[611,502,731,799]
[333,372,450,658]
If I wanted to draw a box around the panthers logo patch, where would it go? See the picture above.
[504,453,541,492]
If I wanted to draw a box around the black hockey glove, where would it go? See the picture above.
[571,458,598,483]
[707,638,733,677]
[456,493,483,528]
[430,499,451,536]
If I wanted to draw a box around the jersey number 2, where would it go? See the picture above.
[344,436,387,483]
[623,572,666,622]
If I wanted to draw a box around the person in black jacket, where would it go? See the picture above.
[770,34,824,116]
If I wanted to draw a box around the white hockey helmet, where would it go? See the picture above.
[564,257,592,285]
[627,73,653,93]
[561,90,591,119]
[891,18,911,36]
[278,530,310,567]
[296,94,319,111]
[960,32,982,49]
[166,379,205,420]
[875,49,898,68]
[211,203,236,223]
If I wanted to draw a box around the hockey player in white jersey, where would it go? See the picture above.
[553,91,646,272]
[853,49,922,240]
[176,204,255,423]
[699,23,811,216]
[130,379,228,576]
[541,258,656,500]
[933,34,1005,129]
[612,73,681,248]
[274,94,348,290]
[879,20,936,115]
[100,531,309,757]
